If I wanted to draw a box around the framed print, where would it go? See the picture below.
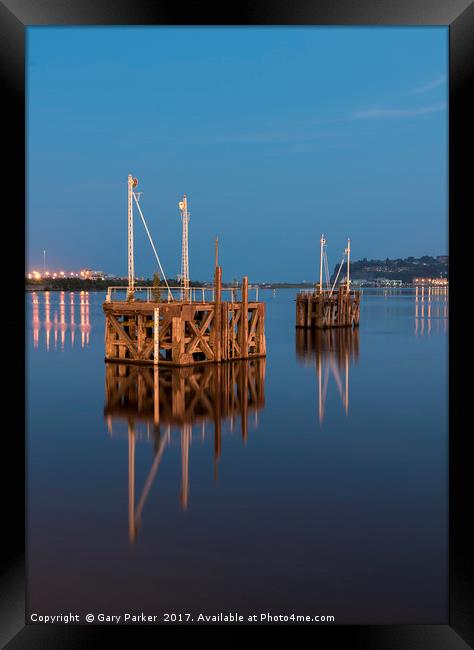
[1,0,472,647]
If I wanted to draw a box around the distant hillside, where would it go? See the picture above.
[331,255,448,284]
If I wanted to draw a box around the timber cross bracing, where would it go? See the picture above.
[103,269,266,367]
[104,301,266,365]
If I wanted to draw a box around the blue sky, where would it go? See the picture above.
[27,27,447,282]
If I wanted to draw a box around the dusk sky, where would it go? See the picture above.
[27,27,447,282]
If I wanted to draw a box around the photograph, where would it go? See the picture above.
[0,4,467,644]
[24,24,451,626]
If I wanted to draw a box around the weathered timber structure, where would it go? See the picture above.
[104,175,266,367]
[296,234,361,329]
[296,286,361,329]
[103,268,266,366]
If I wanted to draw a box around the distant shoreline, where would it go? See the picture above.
[25,280,446,292]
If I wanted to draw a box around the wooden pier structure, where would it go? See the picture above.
[296,286,361,329]
[103,268,266,366]
[103,175,266,366]
[296,234,360,329]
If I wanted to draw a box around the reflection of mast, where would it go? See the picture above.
[128,422,136,543]
[180,423,191,510]
[296,328,358,424]
[128,421,168,544]
[105,359,266,542]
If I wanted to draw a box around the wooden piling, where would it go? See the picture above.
[214,266,222,362]
[241,276,248,358]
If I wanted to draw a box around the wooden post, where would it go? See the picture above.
[241,276,248,358]
[258,303,266,355]
[128,422,136,543]
[222,302,229,361]
[214,265,222,362]
[172,316,184,365]
[137,314,145,358]
[306,295,312,328]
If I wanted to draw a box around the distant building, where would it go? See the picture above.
[81,268,106,280]
[413,277,449,286]
[436,255,449,264]
[374,278,402,287]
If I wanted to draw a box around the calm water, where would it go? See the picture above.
[27,288,448,624]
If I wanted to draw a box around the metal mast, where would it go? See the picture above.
[319,234,326,291]
[127,174,136,300]
[346,238,351,291]
[179,194,190,301]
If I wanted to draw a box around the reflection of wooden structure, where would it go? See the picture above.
[104,360,265,432]
[104,359,266,542]
[103,268,266,366]
[296,328,359,423]
[296,287,360,329]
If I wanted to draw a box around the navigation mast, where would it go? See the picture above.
[179,195,190,301]
[127,174,138,300]
[319,234,326,292]
[346,238,351,291]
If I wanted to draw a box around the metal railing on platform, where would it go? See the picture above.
[297,287,359,298]
[105,285,260,304]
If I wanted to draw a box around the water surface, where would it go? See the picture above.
[27,287,448,623]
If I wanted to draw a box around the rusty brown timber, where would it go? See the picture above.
[104,358,266,433]
[103,267,266,366]
[295,286,361,329]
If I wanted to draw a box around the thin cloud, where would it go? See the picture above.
[190,129,342,145]
[354,103,446,119]
[411,75,447,94]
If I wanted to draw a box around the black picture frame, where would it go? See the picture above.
[2,1,472,647]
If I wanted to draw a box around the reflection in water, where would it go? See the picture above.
[415,285,448,336]
[32,293,40,349]
[296,328,359,424]
[30,291,90,350]
[104,360,266,543]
